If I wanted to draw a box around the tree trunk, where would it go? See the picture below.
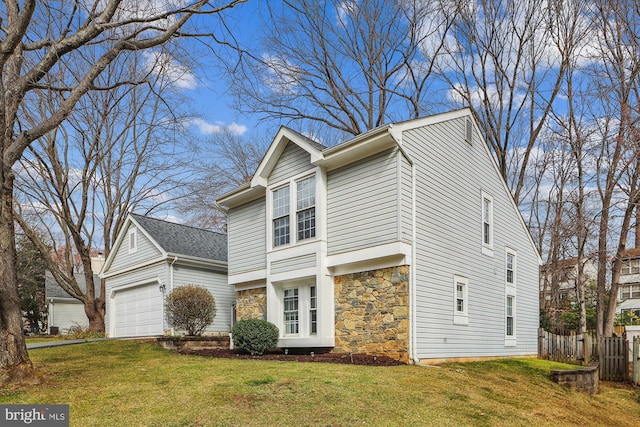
[0,170,39,385]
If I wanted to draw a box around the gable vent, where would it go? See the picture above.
[465,118,473,145]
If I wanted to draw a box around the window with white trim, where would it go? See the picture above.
[273,185,290,246]
[128,229,137,254]
[453,275,468,325]
[283,288,299,334]
[310,286,317,335]
[296,176,316,240]
[271,173,317,248]
[622,259,640,275]
[506,295,514,337]
[621,284,640,300]
[506,250,516,286]
[482,192,494,256]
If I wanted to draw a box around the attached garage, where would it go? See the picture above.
[113,283,163,337]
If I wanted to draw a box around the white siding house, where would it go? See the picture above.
[102,214,232,337]
[217,109,541,364]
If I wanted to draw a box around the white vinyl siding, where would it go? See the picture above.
[270,253,316,275]
[172,265,232,333]
[327,148,400,255]
[227,198,267,276]
[109,224,162,272]
[269,142,313,185]
[403,116,539,360]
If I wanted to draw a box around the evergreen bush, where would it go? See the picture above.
[231,319,279,355]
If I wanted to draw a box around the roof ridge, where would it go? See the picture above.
[130,213,226,236]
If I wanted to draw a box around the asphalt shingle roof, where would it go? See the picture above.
[130,214,227,262]
[45,271,98,299]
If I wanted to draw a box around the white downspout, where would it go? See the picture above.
[411,159,418,364]
[169,256,178,335]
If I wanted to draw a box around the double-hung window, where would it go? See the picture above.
[453,275,468,325]
[296,176,316,240]
[481,192,494,256]
[506,252,515,286]
[283,288,299,334]
[273,186,290,246]
[310,286,317,335]
[272,174,316,247]
[506,295,515,337]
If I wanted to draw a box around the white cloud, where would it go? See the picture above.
[144,51,197,90]
[262,53,300,95]
[188,118,248,136]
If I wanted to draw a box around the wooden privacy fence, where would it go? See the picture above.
[600,336,628,381]
[539,329,636,382]
[538,328,594,365]
[633,336,640,386]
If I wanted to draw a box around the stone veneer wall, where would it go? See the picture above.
[550,362,599,394]
[236,288,267,320]
[334,265,410,362]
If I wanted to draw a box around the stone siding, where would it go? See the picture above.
[236,287,267,320]
[334,266,410,362]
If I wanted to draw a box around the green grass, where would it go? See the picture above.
[2,340,639,426]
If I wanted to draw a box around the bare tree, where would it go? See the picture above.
[14,52,193,333]
[440,0,586,203]
[179,129,267,230]
[585,0,640,358]
[0,0,244,385]
[229,0,455,143]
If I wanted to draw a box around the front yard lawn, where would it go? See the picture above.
[2,340,639,426]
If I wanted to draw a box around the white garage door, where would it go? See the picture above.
[114,283,163,337]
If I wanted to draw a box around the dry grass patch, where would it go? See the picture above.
[0,341,638,426]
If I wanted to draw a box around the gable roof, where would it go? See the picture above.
[45,271,99,300]
[129,214,227,262]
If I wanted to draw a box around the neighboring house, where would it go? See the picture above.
[617,247,640,317]
[216,108,541,365]
[45,271,99,334]
[102,214,231,338]
[540,258,597,308]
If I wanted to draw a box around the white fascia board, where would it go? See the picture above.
[166,254,228,272]
[317,125,396,170]
[100,256,167,279]
[228,269,267,285]
[234,281,267,291]
[102,214,136,274]
[326,242,412,274]
[252,127,324,187]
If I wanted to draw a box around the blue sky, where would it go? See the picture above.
[177,1,270,141]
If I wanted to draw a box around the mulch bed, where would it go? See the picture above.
[177,348,404,366]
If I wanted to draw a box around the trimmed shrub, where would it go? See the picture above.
[165,285,216,336]
[231,319,279,355]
